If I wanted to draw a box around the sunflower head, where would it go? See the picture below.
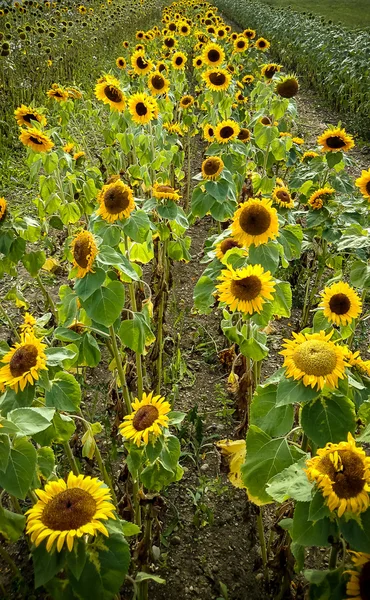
[0,330,47,392]
[318,127,355,153]
[0,197,7,221]
[201,156,224,181]
[275,75,299,98]
[261,63,282,79]
[319,281,362,326]
[255,37,270,51]
[179,94,194,109]
[19,127,54,153]
[47,85,69,102]
[95,76,125,112]
[193,55,203,69]
[308,187,335,210]
[128,92,157,125]
[214,119,240,144]
[14,104,46,128]
[203,67,231,92]
[215,237,243,261]
[346,551,370,600]
[216,263,275,315]
[355,169,370,201]
[148,71,169,96]
[272,186,294,209]
[203,123,215,143]
[233,36,248,53]
[131,50,153,75]
[302,151,320,162]
[152,182,181,202]
[119,391,171,446]
[172,51,187,70]
[97,180,135,223]
[238,128,251,142]
[116,56,126,69]
[202,41,225,66]
[231,198,279,247]
[71,230,98,278]
[243,28,256,39]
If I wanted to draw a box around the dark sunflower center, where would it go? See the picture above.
[29,135,43,145]
[136,56,148,70]
[104,187,130,214]
[359,561,370,600]
[119,59,124,66]
[325,136,346,149]
[208,48,220,62]
[182,97,192,106]
[165,38,174,47]
[236,40,245,48]
[265,66,276,78]
[276,78,299,98]
[23,113,36,123]
[261,116,272,125]
[196,59,202,66]
[207,127,214,137]
[9,344,38,377]
[133,405,159,431]
[220,126,234,139]
[319,449,365,499]
[209,71,226,86]
[181,26,188,33]
[73,237,91,268]
[204,158,221,175]
[175,56,183,66]
[220,238,239,254]
[329,293,351,315]
[230,275,262,301]
[42,488,97,531]
[239,204,271,235]
[366,181,370,194]
[135,102,148,116]
[276,190,290,203]
[169,23,176,31]
[104,85,122,103]
[152,74,165,90]
[156,185,174,194]
[238,129,250,141]
[218,30,225,37]
[292,340,337,376]
[258,40,266,47]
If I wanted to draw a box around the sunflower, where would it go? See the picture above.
[95,76,125,112]
[73,151,85,161]
[355,169,370,201]
[0,330,47,392]
[318,127,355,153]
[152,182,181,202]
[308,187,335,210]
[71,230,98,278]
[215,237,243,260]
[136,30,145,40]
[148,71,170,96]
[47,85,69,102]
[243,28,256,39]
[193,55,203,69]
[281,329,348,390]
[235,91,248,104]
[171,51,187,70]
[14,104,46,128]
[272,185,294,208]
[255,37,270,51]
[163,122,183,136]
[202,41,225,66]
[275,75,299,98]
[203,123,215,143]
[0,197,7,221]
[319,281,362,327]
[214,119,240,144]
[128,92,157,125]
[242,74,255,85]
[346,551,370,600]
[216,27,226,39]
[231,198,279,247]
[19,128,54,153]
[216,439,246,489]
[302,151,320,162]
[97,180,135,223]
[162,36,176,50]
[19,312,37,334]
[306,433,370,517]
[25,472,116,553]
[178,21,190,36]
[179,95,194,109]
[119,391,171,446]
[201,156,224,180]
[202,67,231,92]
[131,50,153,75]
[261,63,282,79]
[217,264,275,314]
[233,36,248,53]
[238,128,251,142]
[116,56,126,69]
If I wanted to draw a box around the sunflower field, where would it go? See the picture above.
[1,0,370,599]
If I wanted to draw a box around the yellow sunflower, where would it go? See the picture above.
[171,51,187,70]
[95,76,125,112]
[318,127,355,153]
[216,264,275,314]
[233,36,248,53]
[238,128,251,143]
[214,119,240,144]
[272,185,294,209]
[319,281,362,327]
[47,85,69,102]
[261,63,282,79]
[131,50,153,75]
[242,74,254,84]
[202,41,225,66]
[203,123,215,143]
[0,197,7,221]
[179,95,194,109]
[162,36,177,50]
[216,439,246,489]
[163,122,183,136]
[128,92,157,125]
[280,329,348,390]
[116,56,126,69]
[193,55,203,69]
[275,75,299,98]
[14,104,46,128]
[97,180,135,223]
[71,230,98,278]
[355,169,370,201]
[302,151,320,162]
[231,198,279,247]
[255,37,270,51]
[119,391,171,446]
[243,28,256,39]
[202,67,231,92]
[306,433,370,517]
[201,156,224,180]
[152,183,181,202]
[19,128,54,153]
[148,71,170,96]
[0,330,47,392]
[215,237,244,260]
[26,472,116,552]
[177,21,191,36]
[19,312,37,334]
[346,551,370,600]
[308,187,335,210]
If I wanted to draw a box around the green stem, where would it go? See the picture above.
[0,301,20,341]
[28,489,38,504]
[185,132,191,213]
[347,289,367,349]
[63,441,80,475]
[156,239,168,395]
[36,274,57,320]
[109,326,132,415]
[301,433,309,452]
[94,443,118,505]
[0,543,22,579]
[245,321,253,428]
[256,507,268,580]
[329,542,339,570]
[124,236,144,398]
[10,496,22,514]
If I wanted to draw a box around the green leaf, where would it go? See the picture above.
[97,246,139,280]
[0,435,10,471]
[350,260,370,288]
[308,491,331,522]
[271,281,292,318]
[83,281,125,327]
[45,346,78,366]
[118,312,153,354]
[7,407,55,435]
[301,395,356,446]
[339,508,370,552]
[81,333,101,367]
[250,383,294,436]
[74,268,106,301]
[193,275,215,314]
[305,568,346,600]
[37,446,55,480]
[135,572,166,584]
[191,188,216,219]
[122,210,150,243]
[160,435,181,473]
[248,242,280,274]
[140,460,183,492]
[0,506,25,542]
[121,520,141,536]
[66,538,87,581]
[22,250,46,277]
[0,437,37,499]
[276,377,319,407]
[266,458,313,503]
[32,542,66,588]
[292,501,338,547]
[45,372,81,412]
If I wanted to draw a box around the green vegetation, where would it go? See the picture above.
[261,0,370,29]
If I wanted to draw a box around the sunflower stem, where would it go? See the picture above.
[63,441,80,476]
[156,239,168,395]
[185,131,191,213]
[28,489,38,504]
[347,289,367,349]
[256,507,268,580]
[109,326,132,415]
[0,301,20,341]
[301,433,309,452]
[329,541,339,570]
[35,274,57,320]
[93,443,118,506]
[124,235,144,399]
[0,542,22,580]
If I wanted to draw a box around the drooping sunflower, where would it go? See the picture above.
[97,180,135,223]
[119,391,171,446]
[319,281,362,327]
[0,197,7,221]
[242,74,254,85]
[131,50,153,75]
[255,37,270,51]
[355,169,370,201]
[152,182,181,202]
[346,551,370,600]
[318,127,355,153]
[148,71,170,96]
[71,230,98,278]
[233,36,248,53]
[306,433,370,517]
[215,237,243,260]
[47,85,69,102]
[202,41,225,66]
[0,330,47,392]
[95,76,125,112]
[272,185,294,209]
[261,63,282,79]
[238,128,251,143]
[231,198,279,247]
[179,95,194,109]
[302,151,320,162]
[128,92,157,125]
[163,122,183,136]
[201,156,224,181]
[25,472,116,553]
[14,104,46,128]
[19,128,54,153]
[281,329,348,390]
[216,264,275,315]
[308,186,335,210]
[171,51,187,70]
[214,119,240,144]
[203,123,215,143]
[202,67,231,92]
[116,56,126,69]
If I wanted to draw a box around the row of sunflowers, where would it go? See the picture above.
[1,0,370,598]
